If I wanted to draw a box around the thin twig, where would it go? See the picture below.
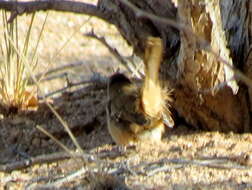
[138,157,251,175]
[0,145,131,173]
[31,167,88,189]
[27,62,84,84]
[39,72,69,84]
[0,151,71,172]
[35,16,91,86]
[36,125,74,157]
[84,31,129,70]
[39,73,108,99]
[146,165,183,176]
[84,31,143,78]
[39,80,100,99]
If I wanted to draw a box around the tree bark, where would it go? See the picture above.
[173,0,250,132]
[0,0,251,132]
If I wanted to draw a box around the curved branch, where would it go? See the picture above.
[0,0,110,22]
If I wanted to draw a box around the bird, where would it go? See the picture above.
[107,37,174,145]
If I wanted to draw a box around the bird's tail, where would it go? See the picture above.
[141,37,174,128]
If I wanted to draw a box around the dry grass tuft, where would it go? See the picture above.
[0,11,47,111]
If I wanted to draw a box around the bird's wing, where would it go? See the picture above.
[110,87,150,126]
[122,92,150,126]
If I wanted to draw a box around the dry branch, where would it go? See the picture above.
[0,150,122,173]
[0,0,109,23]
[0,152,70,172]
[84,31,143,78]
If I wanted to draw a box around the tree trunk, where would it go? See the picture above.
[173,0,250,132]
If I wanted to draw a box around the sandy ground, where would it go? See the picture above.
[0,6,252,190]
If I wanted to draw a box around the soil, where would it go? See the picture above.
[1,4,252,190]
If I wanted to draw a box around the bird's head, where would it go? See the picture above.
[109,73,131,87]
